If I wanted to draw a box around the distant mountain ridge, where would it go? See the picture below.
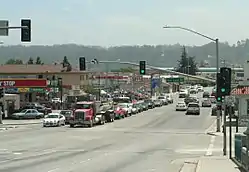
[0,40,248,70]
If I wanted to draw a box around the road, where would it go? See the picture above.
[0,90,220,172]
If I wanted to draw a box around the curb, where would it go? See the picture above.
[2,122,41,126]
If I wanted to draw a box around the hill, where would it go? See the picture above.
[0,39,248,70]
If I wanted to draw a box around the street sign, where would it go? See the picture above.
[166,77,184,83]
[0,20,9,36]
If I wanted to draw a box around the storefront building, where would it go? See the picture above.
[1,79,48,102]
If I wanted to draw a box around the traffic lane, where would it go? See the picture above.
[157,104,215,131]
[0,105,173,162]
[97,103,176,130]
[0,125,212,172]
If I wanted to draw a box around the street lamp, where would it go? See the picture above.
[58,77,63,109]
[163,25,221,131]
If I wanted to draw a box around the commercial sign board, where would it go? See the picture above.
[0,79,47,88]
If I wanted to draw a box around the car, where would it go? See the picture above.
[209,96,216,104]
[202,99,212,107]
[157,96,168,105]
[52,98,62,103]
[184,97,197,105]
[203,92,210,98]
[144,99,155,108]
[165,94,174,104]
[131,103,139,114]
[117,103,132,116]
[11,109,44,119]
[211,106,217,116]
[176,102,187,111]
[189,89,197,95]
[59,110,73,124]
[43,113,65,127]
[186,103,200,115]
[154,99,163,107]
[197,86,204,92]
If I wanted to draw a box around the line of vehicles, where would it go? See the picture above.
[43,94,174,128]
[175,85,215,115]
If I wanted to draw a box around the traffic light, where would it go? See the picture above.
[79,57,86,71]
[216,73,223,102]
[139,61,146,75]
[0,88,4,98]
[21,19,31,42]
[220,67,232,96]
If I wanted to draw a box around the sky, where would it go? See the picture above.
[1,0,249,46]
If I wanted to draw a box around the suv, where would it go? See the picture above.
[186,103,200,115]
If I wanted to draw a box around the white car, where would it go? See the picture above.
[130,103,138,114]
[176,102,187,111]
[43,113,65,127]
[117,103,132,116]
[51,98,62,103]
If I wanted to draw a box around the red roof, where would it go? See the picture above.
[231,86,249,95]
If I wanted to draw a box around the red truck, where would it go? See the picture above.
[69,101,107,128]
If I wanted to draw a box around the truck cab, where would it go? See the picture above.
[69,101,105,128]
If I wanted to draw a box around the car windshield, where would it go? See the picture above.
[188,104,199,107]
[144,100,151,103]
[179,94,187,98]
[158,96,164,99]
[46,114,59,118]
[60,111,72,116]
[20,109,28,113]
[118,104,127,108]
[75,104,91,109]
[178,102,185,105]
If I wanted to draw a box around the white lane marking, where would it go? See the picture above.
[205,135,215,156]
[205,120,216,133]
[13,152,22,155]
[47,168,59,172]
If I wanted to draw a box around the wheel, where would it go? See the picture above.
[70,124,75,128]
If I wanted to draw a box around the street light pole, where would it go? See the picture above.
[163,25,221,132]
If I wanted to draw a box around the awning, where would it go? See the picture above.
[231,86,249,95]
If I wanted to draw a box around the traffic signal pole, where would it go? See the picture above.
[215,39,221,132]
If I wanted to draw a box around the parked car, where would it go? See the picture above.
[154,99,163,107]
[176,101,187,111]
[186,103,200,115]
[11,109,44,119]
[144,99,155,108]
[158,96,168,105]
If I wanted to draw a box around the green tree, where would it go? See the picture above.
[84,85,98,94]
[35,56,42,64]
[27,57,34,64]
[176,46,198,75]
[62,56,69,67]
[5,58,23,64]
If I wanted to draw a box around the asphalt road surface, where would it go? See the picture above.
[0,89,219,172]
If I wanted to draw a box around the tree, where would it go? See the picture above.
[27,57,34,64]
[176,46,198,75]
[5,58,23,64]
[61,56,72,72]
[62,56,69,67]
[35,56,42,64]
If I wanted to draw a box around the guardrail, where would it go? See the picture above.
[234,133,249,171]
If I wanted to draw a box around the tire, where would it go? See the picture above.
[70,124,75,128]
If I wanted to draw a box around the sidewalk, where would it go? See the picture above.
[1,119,42,126]
[196,156,241,172]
